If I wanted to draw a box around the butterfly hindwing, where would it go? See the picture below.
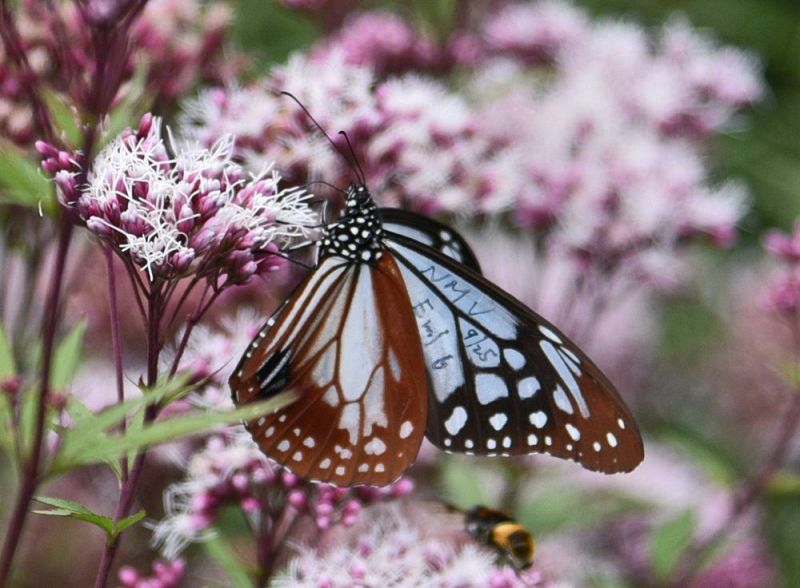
[379,208,482,273]
[230,254,429,486]
[385,234,644,473]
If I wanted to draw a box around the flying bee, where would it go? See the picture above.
[463,505,536,571]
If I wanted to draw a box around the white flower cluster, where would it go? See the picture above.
[83,115,315,284]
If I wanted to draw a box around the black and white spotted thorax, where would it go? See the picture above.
[318,184,385,264]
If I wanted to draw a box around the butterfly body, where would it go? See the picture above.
[231,184,644,486]
[318,185,386,264]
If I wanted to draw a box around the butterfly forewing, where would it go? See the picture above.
[379,208,482,273]
[385,234,644,473]
[230,254,428,486]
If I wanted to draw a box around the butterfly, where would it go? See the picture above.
[229,181,644,487]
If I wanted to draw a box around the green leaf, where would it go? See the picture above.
[18,386,39,462]
[657,424,740,485]
[517,486,642,536]
[42,91,82,147]
[0,392,13,457]
[33,496,144,541]
[438,457,490,508]
[54,391,296,472]
[649,509,698,582]
[0,147,54,212]
[0,324,15,379]
[204,535,254,588]
[49,375,194,475]
[96,66,151,152]
[33,496,114,535]
[765,493,800,586]
[52,320,87,389]
[233,0,318,66]
[112,509,146,537]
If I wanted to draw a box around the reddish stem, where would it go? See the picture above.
[0,0,55,143]
[105,246,128,481]
[93,287,162,588]
[0,220,74,587]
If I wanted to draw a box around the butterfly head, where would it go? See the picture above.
[344,184,374,213]
[318,184,385,263]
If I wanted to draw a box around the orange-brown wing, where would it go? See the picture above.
[230,254,428,487]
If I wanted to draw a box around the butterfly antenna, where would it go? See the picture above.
[280,91,363,184]
[302,179,348,196]
[338,130,366,185]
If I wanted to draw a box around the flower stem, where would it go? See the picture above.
[0,220,74,587]
[93,288,163,588]
[105,246,128,481]
[0,0,55,143]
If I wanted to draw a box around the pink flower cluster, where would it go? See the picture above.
[0,0,237,147]
[150,430,414,558]
[482,0,588,63]
[288,477,414,530]
[181,1,761,284]
[275,506,550,587]
[118,559,186,588]
[77,113,314,284]
[764,223,800,313]
[35,140,84,211]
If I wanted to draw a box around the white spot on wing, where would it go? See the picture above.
[303,437,316,448]
[558,348,582,376]
[445,406,468,435]
[277,440,290,452]
[375,463,385,472]
[617,418,626,429]
[338,403,361,444]
[553,385,574,414]
[322,386,338,407]
[529,411,547,428]
[607,432,618,447]
[319,458,331,468]
[527,434,538,446]
[518,377,540,399]
[566,424,581,441]
[560,346,580,365]
[539,325,563,343]
[364,437,387,455]
[487,439,497,450]
[475,373,509,405]
[489,413,508,431]
[311,344,337,387]
[540,340,589,417]
[388,348,402,381]
[335,466,345,476]
[362,367,387,437]
[339,270,382,401]
[399,421,414,439]
[292,451,303,461]
[504,349,526,370]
